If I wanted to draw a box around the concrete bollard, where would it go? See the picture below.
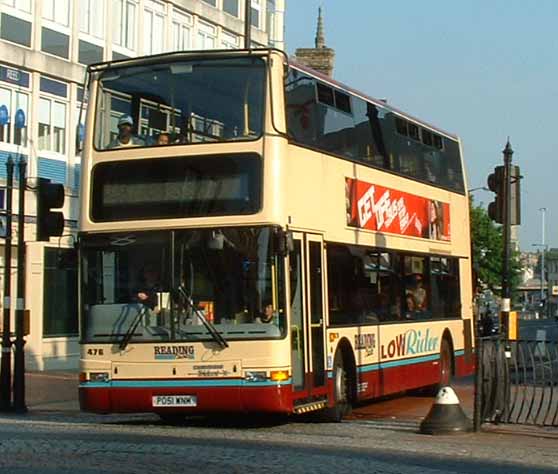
[419,386,472,435]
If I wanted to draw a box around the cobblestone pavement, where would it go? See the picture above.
[0,371,554,473]
[0,410,557,474]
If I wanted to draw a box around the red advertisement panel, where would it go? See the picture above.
[345,178,450,241]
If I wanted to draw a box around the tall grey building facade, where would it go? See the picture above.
[0,0,285,369]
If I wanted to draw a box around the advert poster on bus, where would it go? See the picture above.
[345,177,450,241]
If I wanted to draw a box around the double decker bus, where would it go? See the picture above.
[79,49,474,421]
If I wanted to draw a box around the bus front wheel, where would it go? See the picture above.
[321,350,350,422]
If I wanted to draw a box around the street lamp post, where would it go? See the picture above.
[540,208,546,309]
[532,207,548,317]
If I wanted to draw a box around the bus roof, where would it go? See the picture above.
[86,48,459,142]
[288,58,459,142]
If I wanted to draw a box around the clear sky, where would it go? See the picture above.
[285,0,558,250]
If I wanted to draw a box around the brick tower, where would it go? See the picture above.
[294,7,335,77]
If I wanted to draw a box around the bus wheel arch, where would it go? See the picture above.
[322,338,356,422]
[439,330,455,387]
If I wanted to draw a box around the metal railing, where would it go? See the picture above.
[479,337,558,426]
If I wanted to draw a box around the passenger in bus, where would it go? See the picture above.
[255,302,275,324]
[108,114,146,148]
[157,132,171,145]
[405,294,416,319]
[412,275,427,311]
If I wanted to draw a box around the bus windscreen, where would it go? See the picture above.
[94,56,266,149]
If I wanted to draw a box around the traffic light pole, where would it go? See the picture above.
[501,141,513,338]
[0,156,14,411]
[13,157,27,413]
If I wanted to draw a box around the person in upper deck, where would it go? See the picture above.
[108,114,145,148]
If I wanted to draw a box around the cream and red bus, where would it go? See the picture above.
[79,49,474,421]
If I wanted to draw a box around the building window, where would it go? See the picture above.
[112,0,137,52]
[41,0,71,59]
[221,30,239,50]
[42,0,70,26]
[266,0,276,37]
[171,10,192,51]
[38,78,68,155]
[0,87,28,147]
[39,97,66,154]
[223,0,239,17]
[78,40,103,65]
[0,13,32,47]
[43,248,78,337]
[41,27,70,59]
[79,0,104,39]
[202,0,217,7]
[1,0,31,12]
[143,0,165,55]
[251,0,261,29]
[197,20,216,49]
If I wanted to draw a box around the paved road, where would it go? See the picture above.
[0,372,555,473]
[1,411,557,474]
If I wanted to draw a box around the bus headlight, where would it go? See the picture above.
[89,372,110,383]
[245,371,267,382]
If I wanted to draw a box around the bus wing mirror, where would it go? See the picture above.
[75,124,84,153]
[275,229,293,257]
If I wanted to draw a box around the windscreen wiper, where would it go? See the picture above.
[119,306,147,350]
[177,285,228,349]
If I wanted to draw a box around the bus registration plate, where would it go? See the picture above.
[152,395,197,407]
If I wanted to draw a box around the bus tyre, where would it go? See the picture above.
[423,338,453,396]
[321,351,350,422]
[439,338,453,388]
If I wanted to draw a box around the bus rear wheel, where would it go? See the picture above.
[422,338,453,396]
[321,350,350,422]
[439,338,453,388]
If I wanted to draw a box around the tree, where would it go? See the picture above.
[470,202,521,297]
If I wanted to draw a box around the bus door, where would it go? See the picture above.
[289,233,327,403]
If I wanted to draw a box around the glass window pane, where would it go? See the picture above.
[14,92,28,146]
[53,101,66,128]
[223,0,238,16]
[39,98,52,150]
[0,13,32,47]
[44,248,78,337]
[41,27,70,58]
[91,0,104,38]
[42,0,55,20]
[250,8,259,27]
[143,10,153,53]
[79,0,89,33]
[0,87,11,143]
[54,0,70,26]
[78,40,104,65]
[112,0,123,46]
[152,14,163,54]
[125,2,136,49]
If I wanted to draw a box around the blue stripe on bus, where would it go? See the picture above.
[80,378,292,389]
[455,349,465,356]
[380,353,440,369]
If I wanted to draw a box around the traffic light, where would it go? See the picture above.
[510,165,521,225]
[487,165,504,223]
[36,178,65,241]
